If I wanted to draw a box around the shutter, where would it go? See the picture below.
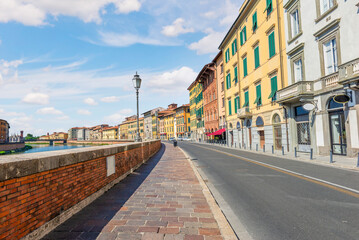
[252,12,257,30]
[269,32,275,58]
[243,58,248,77]
[229,100,232,115]
[254,46,260,68]
[243,26,247,42]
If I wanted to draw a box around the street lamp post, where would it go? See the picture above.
[132,72,142,142]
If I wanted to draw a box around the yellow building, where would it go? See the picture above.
[152,114,158,139]
[219,0,288,150]
[164,112,175,139]
[102,126,119,140]
[188,78,204,141]
[175,104,190,138]
[127,118,144,140]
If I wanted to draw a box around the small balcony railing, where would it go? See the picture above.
[339,58,359,85]
[276,81,314,103]
[321,72,339,88]
[237,107,251,119]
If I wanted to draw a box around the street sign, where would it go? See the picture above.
[303,103,315,111]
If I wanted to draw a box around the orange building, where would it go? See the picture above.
[0,119,10,143]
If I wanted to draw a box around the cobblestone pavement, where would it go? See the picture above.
[42,143,228,240]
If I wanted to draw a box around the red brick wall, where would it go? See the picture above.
[0,141,161,240]
[0,143,25,151]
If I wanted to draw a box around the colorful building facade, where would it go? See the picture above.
[0,119,10,143]
[219,0,289,150]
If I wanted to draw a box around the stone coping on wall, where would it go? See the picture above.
[0,141,159,181]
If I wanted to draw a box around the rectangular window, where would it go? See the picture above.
[254,84,262,106]
[269,76,278,101]
[221,82,224,91]
[252,12,257,32]
[323,38,338,75]
[268,31,276,58]
[228,99,232,115]
[320,0,334,14]
[254,46,260,69]
[240,27,247,46]
[234,66,238,83]
[234,96,240,113]
[222,97,225,107]
[225,49,230,63]
[243,57,248,77]
[294,59,303,82]
[243,91,249,107]
[232,39,237,55]
[266,0,273,15]
[226,73,231,89]
[291,9,300,37]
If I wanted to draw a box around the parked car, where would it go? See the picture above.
[177,137,183,141]
[169,137,175,141]
[183,137,191,141]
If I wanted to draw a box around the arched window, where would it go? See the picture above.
[328,97,344,110]
[273,114,281,124]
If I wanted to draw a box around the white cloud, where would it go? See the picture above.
[0,59,23,85]
[98,31,176,47]
[22,93,50,105]
[0,0,142,26]
[77,109,91,115]
[104,108,133,124]
[146,67,197,94]
[101,95,131,103]
[189,30,225,55]
[84,97,98,106]
[37,107,63,115]
[161,18,194,37]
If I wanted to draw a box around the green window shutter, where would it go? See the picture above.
[252,12,257,31]
[234,97,238,113]
[232,42,234,56]
[234,39,237,53]
[268,76,278,100]
[234,96,239,113]
[228,73,231,88]
[234,66,238,83]
[254,46,260,68]
[243,91,249,107]
[243,26,247,42]
[243,57,248,77]
[254,84,261,105]
[269,31,275,58]
[228,99,232,115]
[266,0,273,14]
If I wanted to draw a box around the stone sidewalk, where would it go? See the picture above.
[197,141,359,171]
[42,143,236,240]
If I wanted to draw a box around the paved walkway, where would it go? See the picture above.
[42,143,234,240]
[196,141,359,171]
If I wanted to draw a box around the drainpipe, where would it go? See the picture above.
[277,0,288,152]
[276,0,285,89]
[284,106,290,152]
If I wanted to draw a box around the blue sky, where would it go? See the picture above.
[0,0,242,136]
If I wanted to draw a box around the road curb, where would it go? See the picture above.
[194,142,359,172]
[178,146,239,240]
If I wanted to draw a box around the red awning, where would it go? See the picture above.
[210,128,226,136]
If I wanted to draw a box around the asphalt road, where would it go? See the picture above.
[177,141,359,240]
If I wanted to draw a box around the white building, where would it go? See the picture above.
[278,0,359,156]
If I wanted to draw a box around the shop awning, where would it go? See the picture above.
[209,128,226,136]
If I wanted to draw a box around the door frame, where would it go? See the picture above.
[328,110,347,155]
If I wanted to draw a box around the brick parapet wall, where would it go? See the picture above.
[0,140,161,240]
[0,143,25,152]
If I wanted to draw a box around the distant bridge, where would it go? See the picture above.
[25,139,67,146]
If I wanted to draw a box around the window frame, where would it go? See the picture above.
[315,0,337,22]
[289,49,305,83]
[252,11,258,32]
[286,0,302,43]
[254,45,260,69]
[317,28,341,77]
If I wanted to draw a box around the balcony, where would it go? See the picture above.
[276,81,314,104]
[196,114,202,120]
[338,58,359,87]
[237,107,252,119]
[321,72,339,89]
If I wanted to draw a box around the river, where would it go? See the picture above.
[22,144,90,154]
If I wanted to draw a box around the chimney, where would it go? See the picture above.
[20,131,23,138]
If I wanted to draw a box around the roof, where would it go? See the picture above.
[174,104,190,111]
[212,51,223,62]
